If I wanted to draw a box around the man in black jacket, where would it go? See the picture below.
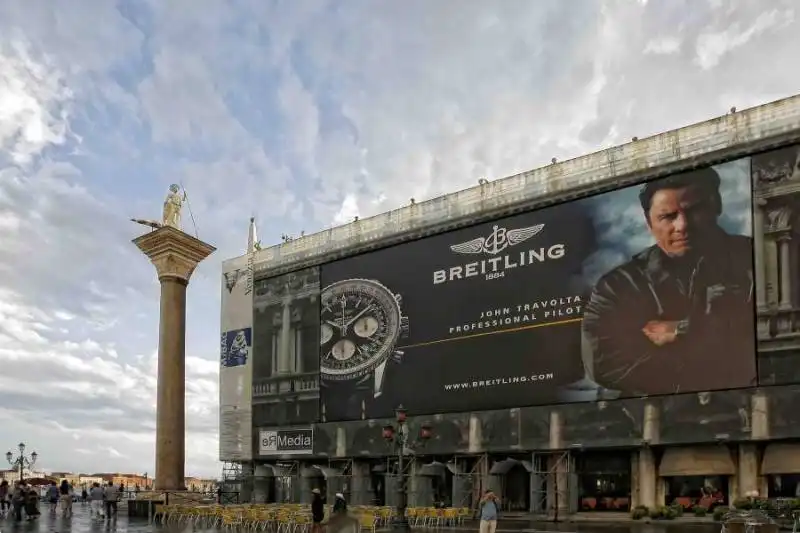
[311,488,324,533]
[582,167,756,397]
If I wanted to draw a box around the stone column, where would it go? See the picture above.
[278,297,292,373]
[638,448,657,509]
[766,238,779,306]
[467,414,482,453]
[351,461,372,505]
[639,402,660,509]
[547,411,569,515]
[133,226,215,491]
[751,391,770,441]
[737,444,760,498]
[335,426,347,457]
[753,200,767,309]
[779,236,792,309]
[295,326,303,374]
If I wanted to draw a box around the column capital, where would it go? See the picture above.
[133,226,216,283]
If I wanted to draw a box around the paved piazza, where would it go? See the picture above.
[0,504,722,533]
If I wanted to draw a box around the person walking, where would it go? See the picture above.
[311,488,325,533]
[59,479,73,517]
[89,482,104,518]
[11,482,26,522]
[24,484,40,521]
[478,490,500,533]
[103,481,119,519]
[0,479,9,518]
[46,481,59,514]
[332,492,347,515]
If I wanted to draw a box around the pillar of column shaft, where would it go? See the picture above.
[133,226,215,491]
[753,200,767,309]
[779,236,792,309]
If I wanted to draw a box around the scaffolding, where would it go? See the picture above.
[221,461,252,504]
[384,455,413,508]
[451,454,488,509]
[274,461,301,503]
[325,458,357,502]
[531,451,577,519]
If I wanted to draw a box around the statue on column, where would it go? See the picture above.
[162,184,187,229]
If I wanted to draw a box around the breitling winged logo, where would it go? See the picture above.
[223,269,245,293]
[450,223,545,256]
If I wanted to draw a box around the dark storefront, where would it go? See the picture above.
[576,452,631,512]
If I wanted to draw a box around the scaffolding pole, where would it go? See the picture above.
[531,451,574,521]
[451,454,488,509]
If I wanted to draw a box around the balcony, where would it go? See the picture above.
[758,306,800,346]
[253,372,319,399]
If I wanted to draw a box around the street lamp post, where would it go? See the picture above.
[383,406,433,531]
[6,442,37,483]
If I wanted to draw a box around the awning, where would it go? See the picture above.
[659,446,736,477]
[762,443,800,474]
[264,465,293,476]
[417,461,448,477]
[303,465,343,479]
[489,458,533,475]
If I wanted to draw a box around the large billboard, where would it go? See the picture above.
[219,254,254,460]
[319,159,757,421]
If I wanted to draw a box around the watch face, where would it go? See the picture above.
[320,278,402,381]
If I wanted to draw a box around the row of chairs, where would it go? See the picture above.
[155,502,472,531]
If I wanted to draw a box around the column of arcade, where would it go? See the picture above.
[322,389,773,512]
[635,391,770,509]
[759,203,795,309]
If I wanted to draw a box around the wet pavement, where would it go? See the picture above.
[0,505,723,533]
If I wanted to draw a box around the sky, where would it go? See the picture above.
[0,0,798,479]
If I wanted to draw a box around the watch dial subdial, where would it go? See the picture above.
[331,339,357,361]
[354,316,379,338]
[320,324,334,345]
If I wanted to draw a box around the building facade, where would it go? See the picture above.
[219,95,800,513]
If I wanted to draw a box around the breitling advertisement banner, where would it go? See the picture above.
[319,159,758,421]
[219,254,255,461]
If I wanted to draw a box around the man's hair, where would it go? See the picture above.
[638,166,722,218]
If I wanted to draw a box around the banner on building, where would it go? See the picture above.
[219,254,255,460]
[319,159,758,421]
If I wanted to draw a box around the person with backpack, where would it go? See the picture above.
[478,490,500,533]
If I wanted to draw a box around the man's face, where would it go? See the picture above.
[646,185,718,257]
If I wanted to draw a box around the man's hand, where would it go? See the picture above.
[641,320,680,346]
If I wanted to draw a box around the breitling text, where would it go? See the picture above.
[443,373,555,392]
[432,244,566,285]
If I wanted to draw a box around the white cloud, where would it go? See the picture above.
[0,0,799,480]
[0,37,72,165]
[695,8,793,70]
[644,37,683,55]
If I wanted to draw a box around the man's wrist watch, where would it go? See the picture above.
[675,319,690,337]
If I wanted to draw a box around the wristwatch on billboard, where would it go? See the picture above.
[319,278,409,399]
[675,318,690,337]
